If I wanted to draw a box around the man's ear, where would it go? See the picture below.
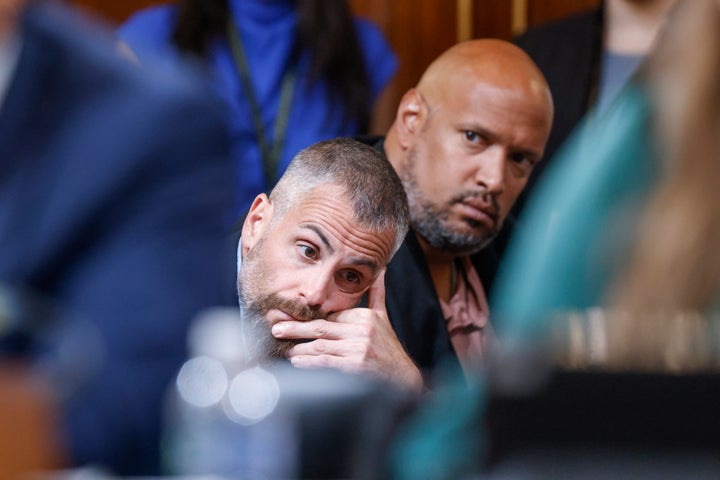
[395,88,427,149]
[241,194,273,255]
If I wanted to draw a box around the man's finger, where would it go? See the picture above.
[272,319,366,340]
[288,354,363,374]
[286,338,364,358]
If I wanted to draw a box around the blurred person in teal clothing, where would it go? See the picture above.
[492,0,720,353]
[390,1,720,477]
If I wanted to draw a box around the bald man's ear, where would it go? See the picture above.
[395,89,426,149]
[241,194,273,256]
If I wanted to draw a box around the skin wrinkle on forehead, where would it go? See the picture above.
[292,194,395,266]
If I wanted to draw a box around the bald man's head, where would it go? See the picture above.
[416,39,553,117]
[385,39,553,256]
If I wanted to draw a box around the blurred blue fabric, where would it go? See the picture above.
[0,2,235,475]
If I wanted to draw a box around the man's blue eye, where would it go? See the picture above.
[465,131,479,142]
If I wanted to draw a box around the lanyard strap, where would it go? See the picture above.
[226,19,295,190]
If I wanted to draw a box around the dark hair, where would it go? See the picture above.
[171,0,228,56]
[270,138,410,254]
[171,0,372,131]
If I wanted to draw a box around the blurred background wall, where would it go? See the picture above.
[68,0,599,129]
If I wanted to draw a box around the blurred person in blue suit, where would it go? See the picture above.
[0,0,234,475]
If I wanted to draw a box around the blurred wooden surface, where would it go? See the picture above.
[0,364,65,478]
[527,0,600,26]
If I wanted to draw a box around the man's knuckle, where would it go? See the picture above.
[359,323,373,337]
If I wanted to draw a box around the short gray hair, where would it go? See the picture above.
[269,138,410,254]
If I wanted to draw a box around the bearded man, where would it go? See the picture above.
[359,40,553,378]
[237,138,421,390]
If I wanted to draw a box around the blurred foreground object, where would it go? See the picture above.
[490,0,720,467]
[0,0,234,475]
[0,284,104,477]
[162,308,417,479]
[0,363,65,478]
[393,315,720,480]
[483,329,720,480]
[493,0,720,338]
[551,309,720,372]
[0,286,68,478]
[511,0,677,221]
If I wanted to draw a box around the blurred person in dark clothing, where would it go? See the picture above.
[0,0,234,475]
[508,0,677,222]
[495,0,720,365]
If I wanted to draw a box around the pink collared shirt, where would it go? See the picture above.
[439,256,494,377]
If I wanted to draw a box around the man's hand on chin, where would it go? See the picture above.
[271,271,424,393]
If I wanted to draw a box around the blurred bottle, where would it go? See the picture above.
[161,307,418,479]
[161,307,297,478]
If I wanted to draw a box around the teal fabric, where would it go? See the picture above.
[491,85,657,339]
[391,361,485,480]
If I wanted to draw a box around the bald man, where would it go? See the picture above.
[272,40,552,384]
[375,40,552,379]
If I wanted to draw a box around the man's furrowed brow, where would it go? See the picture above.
[300,224,334,253]
[348,257,380,274]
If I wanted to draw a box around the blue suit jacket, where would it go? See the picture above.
[0,3,235,475]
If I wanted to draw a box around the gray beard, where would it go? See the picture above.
[400,149,500,256]
[238,253,325,362]
[238,303,297,362]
